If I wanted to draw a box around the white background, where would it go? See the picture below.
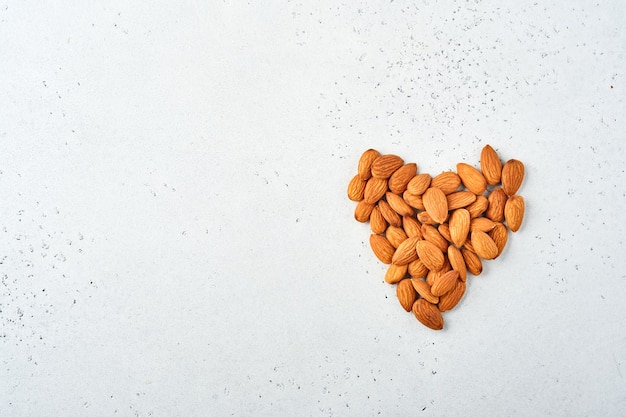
[1,1,625,416]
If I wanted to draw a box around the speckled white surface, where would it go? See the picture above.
[1,1,625,416]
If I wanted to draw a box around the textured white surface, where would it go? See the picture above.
[1,1,625,416]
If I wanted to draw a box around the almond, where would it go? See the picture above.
[369,206,387,234]
[416,240,445,272]
[462,247,483,276]
[363,177,388,204]
[411,278,439,304]
[449,208,470,247]
[471,231,499,260]
[408,258,429,278]
[504,194,525,232]
[470,217,496,233]
[370,234,395,264]
[480,144,502,185]
[456,163,487,195]
[438,280,466,312]
[378,200,402,228]
[403,191,425,210]
[406,173,431,195]
[385,225,408,248]
[402,216,423,239]
[371,154,404,179]
[426,258,451,286]
[385,192,413,217]
[501,159,525,196]
[422,187,448,224]
[437,223,453,244]
[431,270,460,297]
[392,236,420,265]
[417,211,437,225]
[447,245,467,282]
[347,174,366,201]
[385,263,408,284]
[397,278,417,312]
[431,171,461,195]
[412,298,444,330]
[354,200,375,222]
[466,195,489,218]
[446,191,477,210]
[388,163,417,194]
[421,224,449,253]
[489,222,508,257]
[485,187,507,222]
[357,149,381,180]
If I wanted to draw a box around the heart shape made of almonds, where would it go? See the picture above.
[347,145,526,330]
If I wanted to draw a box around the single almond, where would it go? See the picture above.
[406,173,431,195]
[385,225,408,248]
[501,159,525,196]
[347,174,366,201]
[447,245,467,282]
[403,191,425,210]
[485,187,507,222]
[431,171,461,195]
[369,206,387,234]
[422,187,448,224]
[470,217,496,232]
[446,191,477,210]
[438,280,466,312]
[397,278,417,312]
[412,299,444,330]
[431,270,460,297]
[371,154,404,179]
[471,231,499,260]
[504,194,525,232]
[421,224,449,253]
[489,222,508,257]
[466,195,489,218]
[408,258,429,278]
[392,236,420,265]
[411,278,439,304]
[385,263,408,284]
[385,192,413,217]
[370,234,395,264]
[437,223,453,244]
[456,163,487,195]
[363,177,388,204]
[417,211,437,225]
[480,144,502,185]
[449,208,470,247]
[388,163,417,194]
[378,200,402,228]
[354,200,375,223]
[462,247,483,276]
[416,240,445,272]
[357,149,381,180]
[402,216,423,239]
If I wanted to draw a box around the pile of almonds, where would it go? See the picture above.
[347,145,525,330]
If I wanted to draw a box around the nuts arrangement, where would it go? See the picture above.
[347,145,526,330]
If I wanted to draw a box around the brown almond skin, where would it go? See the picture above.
[449,208,470,247]
[411,278,439,304]
[438,223,453,244]
[426,258,451,286]
[388,163,417,194]
[486,187,507,222]
[412,299,444,330]
[392,236,420,265]
[370,234,395,264]
[403,191,425,210]
[431,171,461,195]
[447,245,467,282]
[456,163,487,195]
[470,231,499,260]
[447,191,477,210]
[378,200,402,228]
[416,240,445,272]
[439,280,466,312]
[480,144,502,185]
[462,247,483,276]
[371,154,404,179]
[501,159,525,196]
[470,217,496,233]
[369,206,387,234]
[363,177,388,204]
[421,224,449,253]
[358,149,381,180]
[431,270,460,297]
[386,192,414,217]
[417,211,437,225]
[347,174,367,201]
[408,259,429,278]
[489,222,508,257]
[504,195,525,232]
[354,200,375,223]
[402,216,423,239]
[397,278,417,312]
[423,187,449,224]
[466,195,489,218]
[385,225,408,248]
[385,263,408,284]
[407,173,431,195]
